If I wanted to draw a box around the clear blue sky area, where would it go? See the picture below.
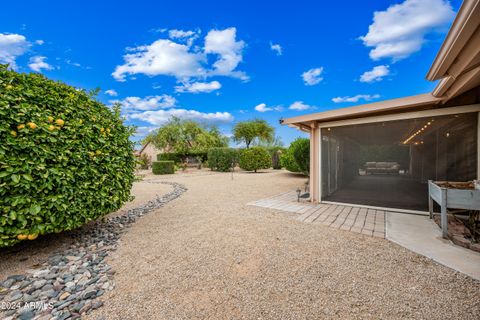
[1,0,461,147]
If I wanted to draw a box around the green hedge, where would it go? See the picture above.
[157,152,208,164]
[0,65,135,247]
[207,148,238,172]
[239,147,271,172]
[152,161,175,174]
[157,153,181,163]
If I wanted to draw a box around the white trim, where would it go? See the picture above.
[317,104,480,129]
[321,201,429,216]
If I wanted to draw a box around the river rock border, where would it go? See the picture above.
[0,181,187,320]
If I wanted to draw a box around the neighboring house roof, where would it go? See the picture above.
[137,141,151,155]
[282,0,480,129]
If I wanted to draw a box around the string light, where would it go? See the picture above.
[403,120,433,145]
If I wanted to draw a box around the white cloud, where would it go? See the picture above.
[168,29,196,39]
[0,33,30,69]
[112,95,177,112]
[168,29,199,47]
[360,0,455,61]
[289,101,313,111]
[65,59,81,67]
[28,56,53,72]
[302,67,324,86]
[254,103,283,112]
[130,108,233,126]
[113,27,247,82]
[175,80,221,93]
[105,89,118,97]
[112,39,205,81]
[332,94,381,103]
[270,42,282,56]
[204,27,248,80]
[254,103,272,112]
[35,39,44,45]
[359,65,390,83]
[134,126,157,137]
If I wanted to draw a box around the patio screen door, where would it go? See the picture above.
[320,112,477,211]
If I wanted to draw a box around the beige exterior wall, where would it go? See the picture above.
[140,142,162,164]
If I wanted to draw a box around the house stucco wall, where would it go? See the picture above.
[140,142,162,164]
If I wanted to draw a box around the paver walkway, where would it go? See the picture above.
[248,191,386,238]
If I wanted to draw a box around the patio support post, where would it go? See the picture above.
[309,122,319,202]
[477,112,479,179]
[441,187,448,239]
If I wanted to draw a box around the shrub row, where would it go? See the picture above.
[157,152,208,164]
[0,65,136,248]
[152,161,175,175]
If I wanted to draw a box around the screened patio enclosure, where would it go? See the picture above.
[320,113,478,211]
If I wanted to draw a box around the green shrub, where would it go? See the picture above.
[280,148,301,172]
[239,147,271,172]
[0,65,135,248]
[207,147,238,172]
[152,161,175,174]
[292,138,310,175]
[281,138,309,175]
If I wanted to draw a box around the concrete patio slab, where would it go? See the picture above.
[386,212,480,281]
[248,191,386,238]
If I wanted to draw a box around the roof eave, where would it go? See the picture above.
[426,0,480,81]
[281,93,443,127]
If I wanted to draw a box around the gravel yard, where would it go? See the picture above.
[84,169,479,320]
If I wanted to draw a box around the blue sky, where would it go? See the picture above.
[1,0,460,147]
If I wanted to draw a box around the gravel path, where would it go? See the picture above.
[84,170,480,320]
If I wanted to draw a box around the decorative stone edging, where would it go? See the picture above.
[0,181,187,320]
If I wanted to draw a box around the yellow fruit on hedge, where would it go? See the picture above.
[27,122,37,129]
[79,119,83,124]
[6,85,13,90]
[55,119,65,126]
[17,234,28,240]
[48,125,55,131]
[106,128,110,133]
[11,131,17,137]
[27,233,38,240]
[17,124,25,130]
[47,116,53,123]
[88,151,95,157]
[100,127,105,132]
[95,150,102,155]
